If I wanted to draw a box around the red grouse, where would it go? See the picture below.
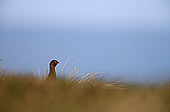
[47,60,59,80]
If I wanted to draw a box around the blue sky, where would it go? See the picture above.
[0,0,170,82]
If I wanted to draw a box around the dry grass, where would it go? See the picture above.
[0,73,169,112]
[0,59,169,112]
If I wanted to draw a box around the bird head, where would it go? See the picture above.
[50,60,59,67]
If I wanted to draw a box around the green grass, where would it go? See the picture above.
[0,74,169,112]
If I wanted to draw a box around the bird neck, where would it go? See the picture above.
[50,65,56,72]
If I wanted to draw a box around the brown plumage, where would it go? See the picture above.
[46,60,59,80]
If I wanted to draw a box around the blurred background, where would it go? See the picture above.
[0,0,170,82]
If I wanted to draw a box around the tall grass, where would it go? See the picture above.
[0,59,169,112]
[0,73,169,112]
